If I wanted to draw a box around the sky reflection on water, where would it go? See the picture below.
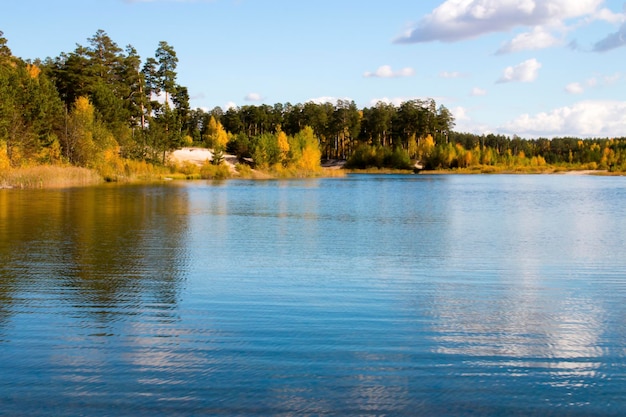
[1,175,626,416]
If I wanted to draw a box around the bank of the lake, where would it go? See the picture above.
[3,157,623,189]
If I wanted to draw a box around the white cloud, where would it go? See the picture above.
[439,71,465,79]
[224,101,237,110]
[502,100,626,137]
[369,96,447,107]
[497,58,541,83]
[394,0,603,44]
[591,7,626,24]
[451,106,470,121]
[496,26,562,54]
[364,65,415,78]
[449,106,493,134]
[244,92,263,102]
[471,87,487,96]
[307,96,353,105]
[369,97,407,107]
[565,82,585,94]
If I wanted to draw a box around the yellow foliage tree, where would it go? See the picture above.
[455,143,469,168]
[62,96,116,168]
[215,124,229,150]
[481,147,494,165]
[205,116,229,150]
[416,134,435,161]
[276,129,290,163]
[26,64,41,79]
[0,141,10,171]
[64,96,96,166]
[463,148,473,167]
[407,133,418,159]
[293,126,321,172]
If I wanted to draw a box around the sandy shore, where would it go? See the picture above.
[559,170,607,175]
[169,147,239,173]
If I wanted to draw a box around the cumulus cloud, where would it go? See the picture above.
[448,106,492,134]
[471,87,487,96]
[364,65,415,78]
[369,96,447,107]
[307,96,353,105]
[565,82,585,94]
[244,92,263,102]
[496,26,562,54]
[370,97,410,107]
[597,8,625,23]
[394,0,602,44]
[592,21,626,52]
[502,100,626,137]
[451,106,470,121]
[497,58,542,83]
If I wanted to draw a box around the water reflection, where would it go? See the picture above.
[0,185,190,328]
[2,176,626,416]
[431,175,623,392]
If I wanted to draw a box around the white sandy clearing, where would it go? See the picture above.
[560,170,607,175]
[169,147,239,173]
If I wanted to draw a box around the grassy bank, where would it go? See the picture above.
[418,163,621,175]
[0,166,103,189]
[7,160,616,191]
[0,160,347,190]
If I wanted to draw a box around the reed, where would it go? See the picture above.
[0,165,103,189]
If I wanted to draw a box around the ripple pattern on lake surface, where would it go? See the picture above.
[1,175,626,416]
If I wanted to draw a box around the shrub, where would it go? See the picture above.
[346,144,412,170]
[199,161,231,180]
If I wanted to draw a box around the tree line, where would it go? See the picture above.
[1,29,625,176]
[0,29,456,173]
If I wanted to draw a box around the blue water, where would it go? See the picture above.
[1,174,626,416]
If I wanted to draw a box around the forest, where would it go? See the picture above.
[1,30,626,187]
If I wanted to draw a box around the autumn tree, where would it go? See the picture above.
[416,134,435,162]
[205,116,229,150]
[62,96,116,167]
[289,126,321,171]
[276,128,290,163]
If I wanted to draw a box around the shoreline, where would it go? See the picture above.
[418,168,614,176]
[2,159,622,190]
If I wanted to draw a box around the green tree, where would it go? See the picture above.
[251,133,280,167]
[141,41,186,163]
[0,52,64,166]
[0,30,11,61]
[155,41,178,105]
[362,101,395,147]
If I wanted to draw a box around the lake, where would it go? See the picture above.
[1,174,626,416]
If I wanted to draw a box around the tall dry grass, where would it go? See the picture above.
[0,166,103,189]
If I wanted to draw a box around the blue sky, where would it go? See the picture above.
[2,0,626,138]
